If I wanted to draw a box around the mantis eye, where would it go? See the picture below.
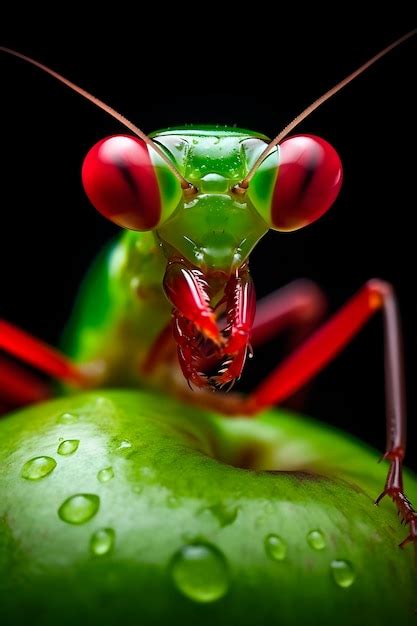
[248,135,343,232]
[82,135,182,231]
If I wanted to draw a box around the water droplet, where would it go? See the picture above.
[307,529,326,551]
[58,494,100,525]
[330,560,356,588]
[170,543,229,603]
[90,528,115,556]
[21,456,57,480]
[115,440,133,456]
[57,412,78,424]
[167,495,180,508]
[206,503,238,527]
[94,397,113,411]
[57,439,79,456]
[133,485,143,494]
[139,466,155,479]
[264,534,287,561]
[98,467,114,483]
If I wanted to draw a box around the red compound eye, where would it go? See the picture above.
[271,135,343,231]
[82,135,164,231]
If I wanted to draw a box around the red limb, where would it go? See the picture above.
[250,280,327,410]
[236,279,415,548]
[223,266,256,354]
[163,262,221,345]
[250,279,327,348]
[211,266,256,385]
[0,355,50,406]
[0,319,86,386]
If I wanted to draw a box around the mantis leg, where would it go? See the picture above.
[238,279,415,548]
[250,279,327,348]
[249,280,327,409]
[0,354,50,407]
[0,320,89,405]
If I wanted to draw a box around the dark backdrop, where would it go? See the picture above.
[2,19,416,469]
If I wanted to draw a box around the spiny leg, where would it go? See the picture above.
[236,279,414,548]
[0,319,92,405]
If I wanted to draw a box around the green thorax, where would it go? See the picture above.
[152,126,270,273]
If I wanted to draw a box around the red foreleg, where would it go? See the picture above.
[163,261,221,345]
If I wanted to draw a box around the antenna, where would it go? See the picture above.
[1,47,194,190]
[240,30,416,188]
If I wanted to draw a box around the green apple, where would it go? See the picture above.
[0,390,416,625]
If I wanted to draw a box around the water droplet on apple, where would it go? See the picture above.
[117,440,132,451]
[264,534,287,561]
[98,467,114,483]
[90,528,115,556]
[330,560,356,588]
[57,412,78,424]
[57,439,79,456]
[206,502,238,527]
[58,494,100,524]
[21,456,57,480]
[170,543,229,603]
[307,529,326,550]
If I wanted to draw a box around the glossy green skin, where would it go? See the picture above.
[63,126,273,382]
[0,390,416,626]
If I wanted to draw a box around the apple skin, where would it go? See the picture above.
[0,390,416,626]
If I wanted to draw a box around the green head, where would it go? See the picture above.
[152,127,270,275]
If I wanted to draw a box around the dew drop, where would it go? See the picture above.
[330,560,356,588]
[21,456,57,480]
[139,466,155,480]
[264,534,287,561]
[58,494,100,525]
[57,439,79,456]
[90,528,115,556]
[115,440,132,455]
[207,502,238,527]
[307,529,326,551]
[170,543,229,603]
[57,412,78,424]
[98,467,114,483]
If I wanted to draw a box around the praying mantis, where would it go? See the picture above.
[0,30,416,548]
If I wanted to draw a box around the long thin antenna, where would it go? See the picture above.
[241,29,416,187]
[0,47,193,189]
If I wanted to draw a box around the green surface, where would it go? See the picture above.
[0,390,416,625]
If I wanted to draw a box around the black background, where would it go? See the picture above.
[2,17,416,470]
